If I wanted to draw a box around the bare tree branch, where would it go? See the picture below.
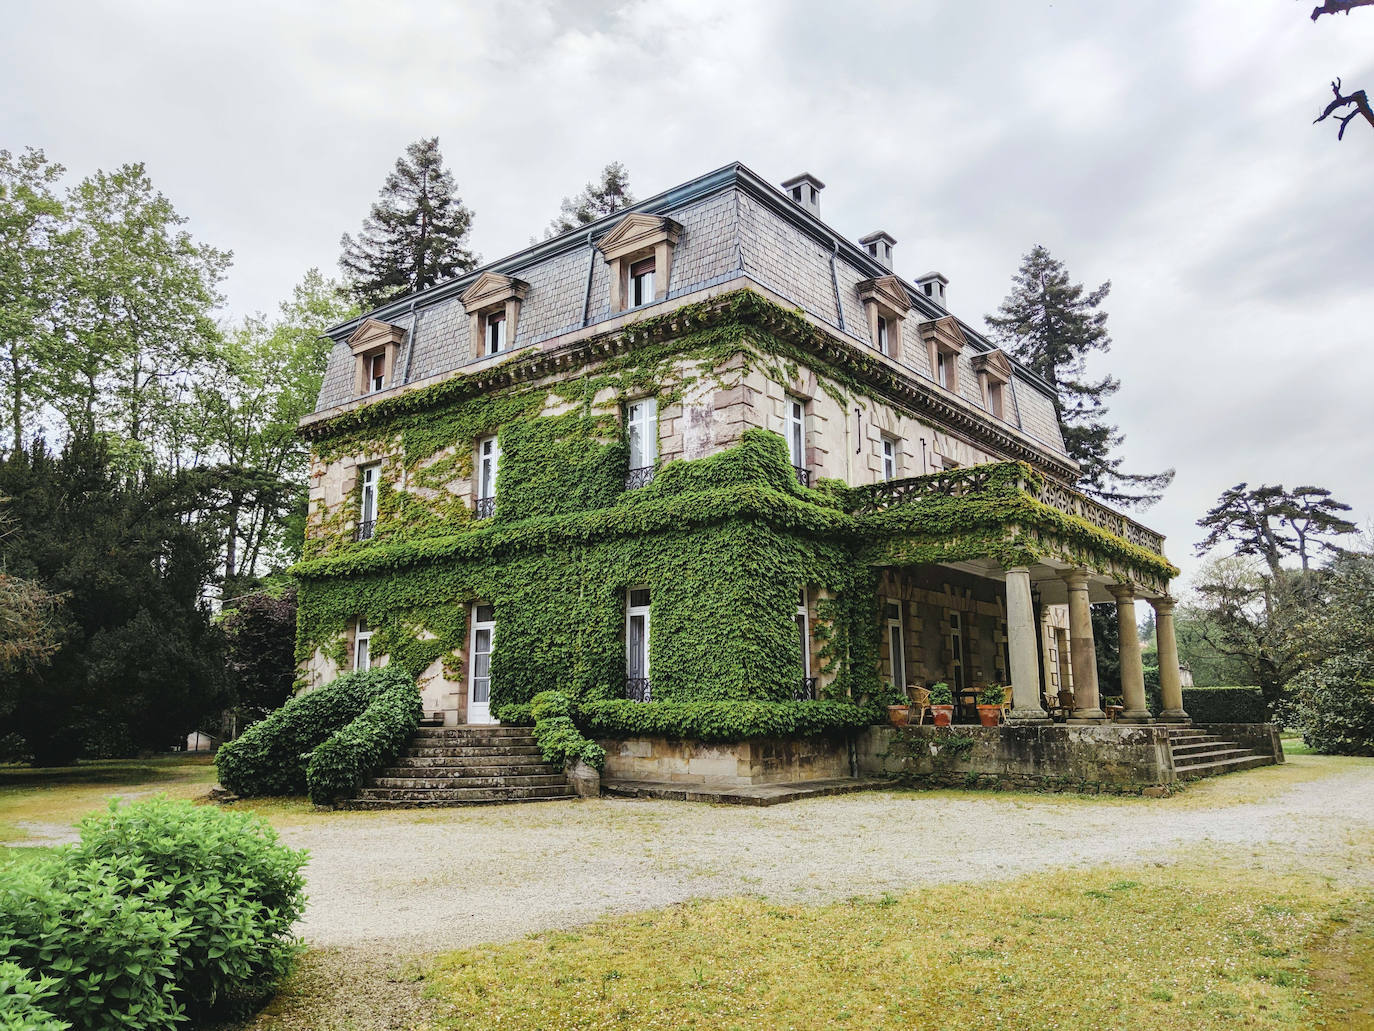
[1309,0,1374,20]
[1314,77,1374,139]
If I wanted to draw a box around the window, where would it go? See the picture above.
[786,397,806,483]
[469,604,495,724]
[484,311,506,356]
[357,463,379,540]
[881,436,898,481]
[354,617,372,671]
[948,611,965,694]
[626,587,651,701]
[367,352,386,393]
[885,600,905,689]
[876,315,890,356]
[937,352,952,390]
[348,318,405,398]
[626,398,657,485]
[476,436,499,518]
[629,258,655,308]
[987,381,1004,419]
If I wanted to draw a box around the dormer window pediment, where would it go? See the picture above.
[972,348,1014,420]
[460,272,529,358]
[599,213,682,313]
[348,318,407,397]
[857,275,911,361]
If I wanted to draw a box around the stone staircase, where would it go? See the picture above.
[342,726,575,808]
[1164,725,1277,779]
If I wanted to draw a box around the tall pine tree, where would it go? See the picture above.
[340,138,477,308]
[546,162,634,238]
[985,245,1174,508]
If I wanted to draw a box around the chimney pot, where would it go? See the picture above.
[780,172,825,217]
[859,231,897,271]
[916,271,949,308]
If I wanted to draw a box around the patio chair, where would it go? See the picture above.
[999,686,1013,724]
[908,686,932,726]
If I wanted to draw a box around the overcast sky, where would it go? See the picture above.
[3,0,1371,588]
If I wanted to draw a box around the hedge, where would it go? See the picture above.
[215,666,411,796]
[574,699,877,741]
[1181,686,1268,724]
[1287,655,1374,756]
[0,799,308,1030]
[306,676,422,804]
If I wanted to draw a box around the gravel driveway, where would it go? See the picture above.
[283,758,1374,951]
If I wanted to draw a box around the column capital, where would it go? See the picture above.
[1149,595,1177,615]
[1060,568,1091,590]
[1106,582,1136,602]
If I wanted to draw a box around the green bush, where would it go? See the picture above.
[1287,655,1374,756]
[575,699,876,741]
[216,666,410,796]
[306,676,422,804]
[1181,686,1268,724]
[530,691,605,771]
[0,799,308,1030]
[0,961,69,1031]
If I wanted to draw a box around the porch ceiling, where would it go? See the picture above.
[938,559,1164,606]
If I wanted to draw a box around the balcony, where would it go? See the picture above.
[474,496,495,520]
[625,466,655,490]
[354,519,375,542]
[793,465,811,488]
[792,677,818,701]
[625,678,653,702]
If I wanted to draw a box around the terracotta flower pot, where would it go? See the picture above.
[977,704,1002,728]
[887,704,911,728]
[931,704,954,727]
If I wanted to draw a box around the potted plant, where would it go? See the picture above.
[929,682,954,727]
[885,683,911,727]
[977,684,1006,727]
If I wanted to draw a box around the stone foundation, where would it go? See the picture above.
[599,735,850,787]
[858,723,1177,790]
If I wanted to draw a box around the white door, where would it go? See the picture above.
[468,604,496,724]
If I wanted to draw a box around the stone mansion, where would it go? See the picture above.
[295,161,1187,735]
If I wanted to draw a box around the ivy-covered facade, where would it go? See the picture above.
[297,164,1185,733]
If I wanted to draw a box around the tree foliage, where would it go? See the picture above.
[546,161,635,238]
[1196,481,1356,572]
[221,584,298,727]
[340,137,477,308]
[985,245,1174,508]
[1308,3,1374,140]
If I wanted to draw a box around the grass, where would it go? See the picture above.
[421,863,1371,1031]
[1282,732,1317,756]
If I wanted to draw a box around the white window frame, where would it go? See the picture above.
[627,398,658,470]
[626,587,651,687]
[881,436,898,481]
[629,257,655,308]
[786,397,806,470]
[355,617,372,671]
[937,352,951,390]
[796,589,811,680]
[367,352,386,393]
[485,311,506,356]
[987,381,1004,419]
[876,315,889,356]
[477,435,500,501]
[885,599,905,689]
[468,603,496,724]
[359,463,379,527]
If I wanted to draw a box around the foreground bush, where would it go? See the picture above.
[0,959,76,1031]
[530,691,605,770]
[306,675,422,804]
[1287,655,1374,756]
[1179,686,1268,724]
[0,798,308,1029]
[216,666,412,796]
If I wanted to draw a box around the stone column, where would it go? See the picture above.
[1062,569,1105,722]
[1004,567,1048,722]
[1150,596,1190,722]
[1108,584,1151,723]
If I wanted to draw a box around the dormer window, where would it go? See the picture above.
[598,213,681,314]
[629,258,655,308]
[856,275,911,363]
[918,316,968,394]
[971,349,1014,423]
[347,318,407,399]
[461,272,528,362]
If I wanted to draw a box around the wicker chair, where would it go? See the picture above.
[1000,686,1014,723]
[908,686,932,726]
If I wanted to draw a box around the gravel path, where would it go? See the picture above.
[284,759,1374,951]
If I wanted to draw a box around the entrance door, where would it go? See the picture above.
[468,604,496,724]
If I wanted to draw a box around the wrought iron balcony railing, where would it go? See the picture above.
[793,677,818,701]
[848,463,1166,557]
[625,677,652,703]
[354,519,375,542]
[474,496,495,519]
[625,466,655,490]
[793,465,811,488]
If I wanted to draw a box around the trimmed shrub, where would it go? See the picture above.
[0,961,70,1031]
[1181,686,1268,724]
[1287,655,1374,756]
[575,699,876,741]
[65,798,308,1020]
[306,676,422,804]
[216,666,411,796]
[530,691,605,771]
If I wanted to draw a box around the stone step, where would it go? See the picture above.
[339,794,577,810]
[1173,747,1262,767]
[1171,739,1239,756]
[1173,754,1275,778]
[412,726,534,740]
[368,773,569,790]
[354,783,572,802]
[380,764,562,779]
[404,744,542,758]
[387,753,554,770]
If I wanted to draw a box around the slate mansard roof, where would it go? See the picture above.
[314,161,1069,459]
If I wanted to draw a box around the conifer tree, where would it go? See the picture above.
[340,138,477,308]
[546,162,635,238]
[985,245,1174,508]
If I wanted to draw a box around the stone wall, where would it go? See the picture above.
[600,735,851,786]
[1196,723,1286,763]
[858,724,1177,791]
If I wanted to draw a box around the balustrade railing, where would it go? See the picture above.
[474,496,495,519]
[354,519,375,542]
[793,677,818,701]
[625,678,653,702]
[625,466,655,490]
[793,465,811,488]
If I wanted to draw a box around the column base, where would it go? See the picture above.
[1067,709,1107,723]
[1159,709,1191,723]
[1007,709,1050,724]
[1117,711,1154,724]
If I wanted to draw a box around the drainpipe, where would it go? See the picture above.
[828,240,846,333]
[580,229,597,327]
